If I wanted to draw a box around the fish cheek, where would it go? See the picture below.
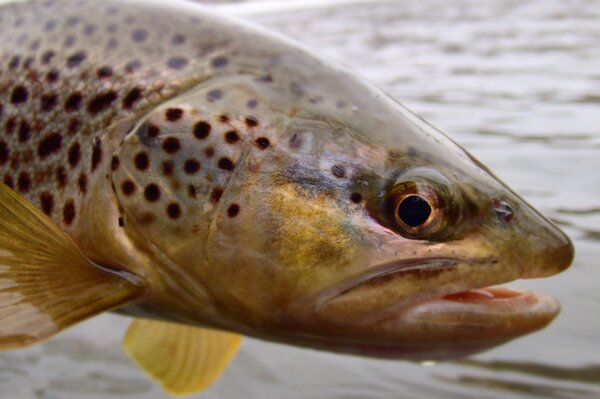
[206,176,361,325]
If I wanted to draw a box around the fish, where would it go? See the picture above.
[0,0,574,396]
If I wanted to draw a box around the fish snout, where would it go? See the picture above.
[503,197,574,278]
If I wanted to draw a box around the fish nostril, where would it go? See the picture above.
[492,199,514,223]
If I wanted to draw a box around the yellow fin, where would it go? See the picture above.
[123,319,242,396]
[0,184,142,349]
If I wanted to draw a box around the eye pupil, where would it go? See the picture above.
[397,195,432,227]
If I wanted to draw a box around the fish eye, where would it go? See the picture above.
[397,195,432,227]
[386,180,446,239]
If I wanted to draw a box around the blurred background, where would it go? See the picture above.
[1,0,599,398]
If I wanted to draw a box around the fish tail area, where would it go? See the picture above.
[123,319,242,397]
[0,184,143,349]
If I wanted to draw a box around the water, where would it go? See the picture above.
[1,0,599,398]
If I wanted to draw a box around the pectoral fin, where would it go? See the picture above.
[0,183,142,349]
[123,319,242,396]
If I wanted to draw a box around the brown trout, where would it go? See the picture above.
[0,0,574,396]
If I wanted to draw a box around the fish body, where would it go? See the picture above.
[0,0,573,395]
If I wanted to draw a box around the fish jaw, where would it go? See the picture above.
[257,287,560,361]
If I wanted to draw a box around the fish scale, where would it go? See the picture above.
[0,0,246,231]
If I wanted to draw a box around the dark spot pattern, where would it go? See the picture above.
[162,160,174,176]
[91,139,102,171]
[67,142,81,167]
[204,147,215,158]
[144,184,160,202]
[123,88,143,109]
[87,91,117,114]
[211,56,228,68]
[0,142,9,165]
[167,56,188,70]
[225,130,240,144]
[18,121,30,143]
[111,156,120,171]
[66,50,87,68]
[184,159,200,174]
[227,204,240,217]
[38,133,62,159]
[17,172,31,192]
[147,124,160,138]
[11,86,28,104]
[218,157,234,171]
[122,180,135,195]
[56,167,67,188]
[165,108,183,121]
[134,152,149,170]
[162,137,180,154]
[97,66,113,78]
[211,187,223,203]
[63,199,76,225]
[131,29,148,42]
[40,192,54,215]
[193,121,211,139]
[166,203,181,219]
[207,89,222,102]
[40,93,58,112]
[245,116,259,127]
[46,69,60,82]
[255,137,270,149]
[3,174,14,188]
[65,93,83,112]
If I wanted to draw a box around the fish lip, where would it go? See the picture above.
[313,257,465,310]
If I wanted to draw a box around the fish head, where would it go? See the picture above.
[112,74,573,360]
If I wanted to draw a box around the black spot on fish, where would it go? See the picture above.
[87,91,117,114]
[166,203,181,219]
[17,172,31,192]
[40,93,58,112]
[162,160,174,176]
[184,159,200,174]
[245,116,259,128]
[91,139,102,171]
[144,184,160,202]
[225,130,240,144]
[11,86,28,104]
[227,204,240,217]
[218,157,234,171]
[122,180,135,195]
[211,187,223,203]
[40,192,54,215]
[63,199,76,225]
[68,142,81,167]
[162,137,180,154]
[37,133,62,159]
[165,108,183,121]
[193,121,211,139]
[65,93,83,112]
[134,152,149,170]
[66,50,87,68]
[123,88,143,110]
[255,137,270,149]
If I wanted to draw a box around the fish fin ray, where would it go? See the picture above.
[0,184,142,349]
[123,319,241,396]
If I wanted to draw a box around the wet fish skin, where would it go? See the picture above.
[0,0,573,366]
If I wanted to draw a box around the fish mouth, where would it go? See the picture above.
[273,257,562,360]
